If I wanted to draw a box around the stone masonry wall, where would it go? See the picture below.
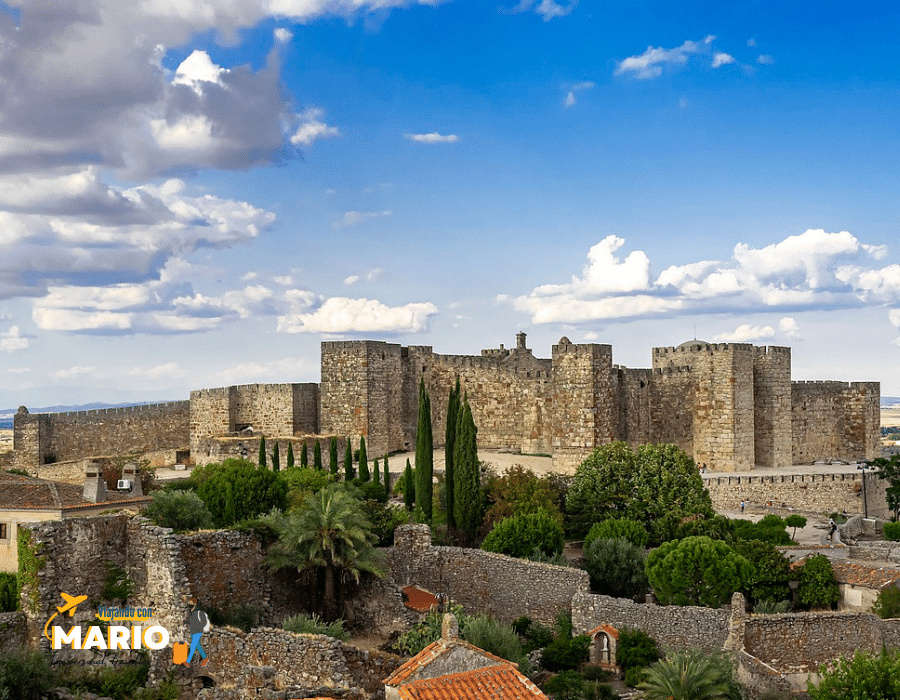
[0,611,26,653]
[390,525,589,625]
[571,591,729,653]
[792,381,881,463]
[704,471,889,518]
[14,402,189,470]
[191,434,347,467]
[753,346,792,468]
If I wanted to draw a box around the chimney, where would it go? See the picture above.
[441,612,459,642]
[83,461,106,503]
[516,332,527,350]
[122,462,142,497]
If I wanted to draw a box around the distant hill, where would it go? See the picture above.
[884,397,900,407]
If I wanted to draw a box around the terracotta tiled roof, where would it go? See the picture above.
[397,664,548,700]
[0,473,151,511]
[831,561,900,590]
[401,585,439,613]
[384,638,514,686]
[588,624,619,640]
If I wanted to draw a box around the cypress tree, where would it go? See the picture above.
[258,436,267,469]
[300,440,308,468]
[272,443,281,472]
[224,481,236,526]
[286,442,295,469]
[453,394,482,541]
[313,440,323,470]
[329,437,339,475]
[404,458,414,511]
[344,438,354,480]
[374,458,381,484]
[445,376,461,530]
[383,455,390,495]
[359,437,369,481]
[415,378,434,523]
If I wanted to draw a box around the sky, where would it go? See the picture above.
[1,0,900,409]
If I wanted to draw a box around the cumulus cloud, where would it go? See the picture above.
[511,0,577,21]
[128,362,186,379]
[343,268,384,285]
[290,108,340,146]
[277,296,438,334]
[713,324,775,342]
[274,28,294,43]
[0,325,29,353]
[335,210,392,227]
[712,52,736,68]
[405,132,460,144]
[563,81,595,107]
[507,229,900,327]
[220,357,311,385]
[616,35,715,79]
[757,54,775,65]
[54,366,100,379]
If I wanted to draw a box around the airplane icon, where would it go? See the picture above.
[56,593,87,617]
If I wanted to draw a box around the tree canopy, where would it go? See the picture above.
[415,378,434,522]
[566,442,714,543]
[481,508,564,559]
[195,458,288,528]
[808,648,900,700]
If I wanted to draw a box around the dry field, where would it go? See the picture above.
[882,407,900,428]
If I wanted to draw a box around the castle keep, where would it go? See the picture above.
[12,335,880,473]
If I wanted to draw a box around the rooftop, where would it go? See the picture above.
[0,472,151,511]
[397,664,547,700]
[831,561,900,590]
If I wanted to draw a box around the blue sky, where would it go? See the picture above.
[1,0,899,408]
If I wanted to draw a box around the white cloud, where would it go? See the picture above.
[220,357,310,385]
[277,297,437,334]
[290,109,340,146]
[507,229,900,328]
[128,362,186,379]
[335,210,392,227]
[274,28,294,43]
[6,367,30,374]
[172,50,229,95]
[0,325,28,353]
[563,81,594,107]
[757,54,775,65]
[616,35,715,79]
[512,0,577,21]
[405,132,460,144]
[54,365,100,379]
[747,38,757,48]
[890,309,900,329]
[712,52,736,68]
[713,324,775,342]
[343,268,383,285]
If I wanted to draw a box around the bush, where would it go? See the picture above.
[540,634,591,672]
[785,514,807,539]
[481,508,564,558]
[57,663,150,700]
[754,599,791,614]
[482,465,563,527]
[283,612,350,641]
[101,562,134,604]
[797,554,840,609]
[733,516,792,545]
[397,604,467,655]
[584,518,649,549]
[195,458,288,527]
[807,648,900,699]
[543,670,584,700]
[526,621,554,651]
[640,649,742,700]
[732,539,792,606]
[282,466,335,508]
[0,648,55,700]
[513,615,532,636]
[360,499,408,546]
[0,572,18,612]
[143,489,214,532]
[350,478,387,503]
[872,584,900,619]
[207,604,263,632]
[463,615,528,670]
[883,521,900,541]
[582,536,648,600]
[616,627,659,671]
[623,665,646,688]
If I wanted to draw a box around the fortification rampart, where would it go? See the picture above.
[792,380,881,463]
[13,402,189,471]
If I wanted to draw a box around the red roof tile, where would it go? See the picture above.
[831,561,900,590]
[402,585,439,613]
[588,624,619,640]
[397,664,547,700]
[0,473,151,511]
[384,638,514,686]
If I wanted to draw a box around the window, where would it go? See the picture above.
[0,523,7,540]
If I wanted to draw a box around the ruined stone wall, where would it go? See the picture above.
[571,591,730,653]
[390,525,589,626]
[13,403,189,471]
[753,347,792,468]
[792,381,881,463]
[551,340,615,472]
[0,612,25,653]
[704,472,889,518]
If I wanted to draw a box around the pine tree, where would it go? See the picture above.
[374,458,381,484]
[345,438,354,480]
[445,376,461,530]
[313,440,323,470]
[453,393,482,541]
[404,458,414,511]
[329,437,339,475]
[300,440,308,468]
[258,436,267,469]
[415,378,434,523]
[383,455,390,495]
[359,437,369,481]
[286,442,295,469]
[272,443,281,472]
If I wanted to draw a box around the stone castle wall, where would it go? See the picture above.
[191,434,347,467]
[753,347,793,469]
[792,381,881,463]
[13,402,189,470]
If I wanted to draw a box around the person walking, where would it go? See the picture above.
[185,600,211,667]
[740,500,745,514]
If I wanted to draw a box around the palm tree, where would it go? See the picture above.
[264,483,386,621]
[640,649,740,700]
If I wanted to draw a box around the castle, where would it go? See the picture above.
[13,334,881,473]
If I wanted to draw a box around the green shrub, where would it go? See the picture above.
[360,499,408,546]
[541,634,591,672]
[526,549,575,567]
[482,465,563,527]
[581,665,610,681]
[807,648,900,699]
[195,458,288,527]
[56,662,155,700]
[397,604,468,655]
[0,572,18,612]
[143,489,214,532]
[785,514,807,539]
[350,478,387,503]
[207,604,263,632]
[0,648,55,700]
[585,681,618,700]
[282,466,335,508]
[482,508,564,558]
[543,670,585,700]
[584,518,648,549]
[616,627,659,671]
[623,665,646,688]
[582,537,648,600]
[283,612,350,641]
[513,615,532,636]
[101,562,134,603]
[526,622,554,651]
[733,516,792,545]
[463,614,528,670]
[797,554,840,609]
[872,584,900,619]
[883,521,900,541]
[754,599,791,614]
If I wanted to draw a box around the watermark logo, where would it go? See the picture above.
[44,592,169,651]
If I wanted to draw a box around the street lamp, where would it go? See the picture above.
[858,461,870,518]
